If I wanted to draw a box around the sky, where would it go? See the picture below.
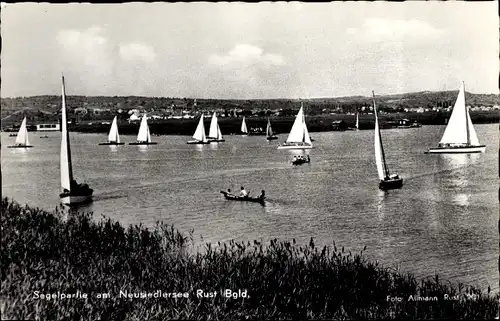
[1,2,498,99]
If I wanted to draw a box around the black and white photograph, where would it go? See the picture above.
[1,1,499,319]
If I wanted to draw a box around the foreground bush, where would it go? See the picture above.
[1,197,498,320]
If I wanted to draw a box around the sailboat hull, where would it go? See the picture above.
[426,145,485,154]
[129,142,157,145]
[60,194,93,205]
[98,142,125,145]
[379,178,403,190]
[277,144,313,150]
[266,136,278,140]
[8,145,33,148]
[207,138,225,143]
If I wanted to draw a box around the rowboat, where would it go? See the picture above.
[292,156,310,166]
[220,191,265,204]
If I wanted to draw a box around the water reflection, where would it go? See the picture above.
[452,193,469,207]
[375,190,387,221]
[8,148,30,160]
[439,154,480,188]
[439,153,481,169]
[138,145,148,153]
[436,154,480,208]
[209,142,219,150]
[286,150,311,156]
[109,145,118,153]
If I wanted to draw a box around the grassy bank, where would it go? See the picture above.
[1,198,498,320]
[57,111,499,136]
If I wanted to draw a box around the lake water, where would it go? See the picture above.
[2,124,498,293]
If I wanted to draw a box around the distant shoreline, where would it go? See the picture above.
[2,112,498,135]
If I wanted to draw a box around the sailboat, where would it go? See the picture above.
[59,75,93,205]
[277,103,312,149]
[99,116,124,145]
[426,82,485,154]
[266,118,278,140]
[207,112,225,142]
[8,117,33,148]
[346,111,359,131]
[373,91,403,190]
[240,116,248,135]
[187,114,209,144]
[129,115,157,145]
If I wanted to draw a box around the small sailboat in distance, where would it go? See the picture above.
[207,112,225,142]
[373,91,403,190]
[129,115,157,145]
[59,75,93,205]
[99,116,124,145]
[187,114,210,144]
[426,82,485,154]
[241,116,248,136]
[355,111,359,130]
[277,103,313,149]
[8,117,33,148]
[266,118,278,140]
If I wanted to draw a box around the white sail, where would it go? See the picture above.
[217,124,223,140]
[303,112,312,145]
[373,92,387,181]
[60,76,73,192]
[355,112,359,129]
[209,112,219,138]
[15,117,30,146]
[241,117,248,133]
[137,115,150,143]
[439,82,471,145]
[107,116,120,143]
[466,111,480,146]
[266,118,273,136]
[193,115,207,142]
[286,106,307,143]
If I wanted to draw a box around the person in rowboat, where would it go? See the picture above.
[239,186,248,198]
[259,190,266,201]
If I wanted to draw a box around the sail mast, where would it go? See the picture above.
[463,81,470,145]
[373,91,389,178]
